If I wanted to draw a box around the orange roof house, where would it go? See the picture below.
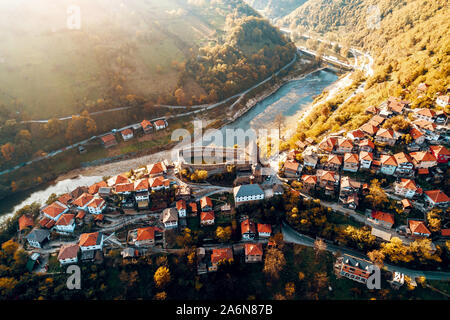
[318,137,338,152]
[415,108,436,118]
[72,193,94,208]
[101,134,117,147]
[134,179,149,191]
[57,193,72,206]
[398,179,418,191]
[211,248,233,265]
[430,145,450,163]
[200,211,215,224]
[369,115,385,126]
[344,153,359,164]
[327,154,343,166]
[257,223,272,236]
[18,215,34,231]
[87,198,105,209]
[115,183,135,193]
[401,199,412,209]
[136,227,155,241]
[244,243,263,260]
[147,162,166,176]
[360,123,379,136]
[376,128,394,139]
[176,199,187,211]
[284,160,300,174]
[302,174,317,185]
[413,119,437,132]
[42,201,68,219]
[380,154,397,166]
[359,151,374,161]
[79,232,102,248]
[241,219,256,236]
[347,129,365,140]
[424,190,450,206]
[58,244,79,262]
[200,196,213,210]
[366,105,379,114]
[359,139,375,150]
[141,120,153,132]
[410,128,424,141]
[371,211,395,226]
[394,152,412,165]
[154,119,166,127]
[88,181,107,194]
[337,138,354,149]
[409,151,437,166]
[107,174,129,186]
[189,202,198,213]
[319,170,336,183]
[409,220,431,237]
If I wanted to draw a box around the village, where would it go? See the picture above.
[14,90,450,289]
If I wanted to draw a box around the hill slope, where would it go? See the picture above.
[244,0,308,21]
[282,0,449,140]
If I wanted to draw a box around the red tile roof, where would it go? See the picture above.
[211,248,233,264]
[320,171,336,182]
[200,196,212,209]
[318,137,338,152]
[410,151,437,163]
[359,139,375,149]
[58,244,79,261]
[72,193,94,207]
[441,229,450,237]
[121,128,133,136]
[410,128,424,140]
[189,202,198,212]
[380,154,397,166]
[415,108,436,118]
[136,227,155,241]
[57,193,72,205]
[147,162,165,175]
[371,211,394,225]
[424,190,450,203]
[176,199,186,211]
[245,243,263,256]
[154,119,166,127]
[327,154,343,165]
[394,152,412,165]
[360,123,379,135]
[398,179,418,191]
[141,120,152,129]
[42,201,67,218]
[359,151,374,161]
[376,128,394,139]
[430,145,450,157]
[284,160,300,172]
[134,179,149,191]
[200,211,215,222]
[409,220,431,235]
[401,199,412,208]
[241,219,256,234]
[87,198,105,209]
[101,134,116,144]
[257,223,272,234]
[18,215,34,231]
[302,174,317,184]
[56,214,75,226]
[344,153,359,164]
[88,181,107,194]
[79,232,100,247]
[76,210,86,219]
[115,183,135,193]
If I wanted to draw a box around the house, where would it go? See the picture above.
[375,128,396,146]
[409,151,437,169]
[153,119,167,130]
[387,97,409,114]
[41,201,68,221]
[394,179,418,199]
[413,120,439,141]
[188,202,198,217]
[408,220,431,238]
[161,208,178,229]
[244,243,263,263]
[149,176,170,191]
[436,95,450,108]
[369,115,385,127]
[417,83,430,93]
[107,174,130,187]
[401,199,413,213]
[347,129,365,142]
[326,154,343,171]
[359,139,375,153]
[25,229,50,248]
[318,136,338,153]
[134,227,155,247]
[86,198,107,215]
[141,120,153,134]
[272,184,284,196]
[241,219,256,240]
[342,194,359,210]
[57,244,79,265]
[336,138,353,154]
[176,199,187,218]
[340,176,361,195]
[257,224,272,238]
[18,215,34,232]
[343,153,359,172]
[359,151,373,169]
[98,187,112,198]
[233,184,264,207]
[88,181,107,195]
[410,128,425,145]
[369,211,394,229]
[424,190,450,208]
[200,211,215,226]
[134,179,150,201]
[147,162,167,177]
[365,105,379,115]
[79,232,103,252]
[414,108,436,122]
[115,182,135,195]
[54,214,76,233]
[335,254,373,285]
[429,145,450,163]
[380,155,397,175]
[317,170,338,188]
[57,193,73,206]
[435,110,448,124]
[70,186,89,199]
[200,196,213,212]
[360,123,379,136]
[121,128,134,141]
[100,134,118,148]
[209,248,233,272]
[393,152,414,174]
[284,160,301,177]
[302,147,319,168]
[301,175,317,191]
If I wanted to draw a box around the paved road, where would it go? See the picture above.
[282,222,450,281]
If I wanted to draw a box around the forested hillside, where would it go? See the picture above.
[283,0,449,142]
[244,0,308,21]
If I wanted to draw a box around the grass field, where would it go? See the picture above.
[0,0,228,119]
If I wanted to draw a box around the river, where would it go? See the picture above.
[0,68,338,223]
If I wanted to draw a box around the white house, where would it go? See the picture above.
[86,198,107,215]
[79,232,103,252]
[233,184,265,207]
[257,223,272,238]
[176,199,187,218]
[394,179,418,199]
[25,229,50,249]
[436,95,450,108]
[134,179,149,201]
[359,151,373,169]
[72,193,94,211]
[57,244,79,265]
[54,214,76,233]
[161,208,178,229]
[380,155,397,175]
[153,119,167,131]
[41,201,69,222]
[121,128,134,141]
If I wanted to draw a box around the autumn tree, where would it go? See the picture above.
[263,247,286,279]
[1,143,15,161]
[154,266,171,288]
[215,226,232,242]
[365,179,388,210]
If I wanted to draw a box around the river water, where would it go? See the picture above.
[0,69,338,223]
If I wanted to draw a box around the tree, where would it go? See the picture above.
[365,179,388,210]
[285,282,295,299]
[274,112,285,140]
[154,291,167,300]
[154,266,171,288]
[215,226,232,242]
[426,209,442,233]
[1,143,15,161]
[1,240,18,257]
[263,247,286,279]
